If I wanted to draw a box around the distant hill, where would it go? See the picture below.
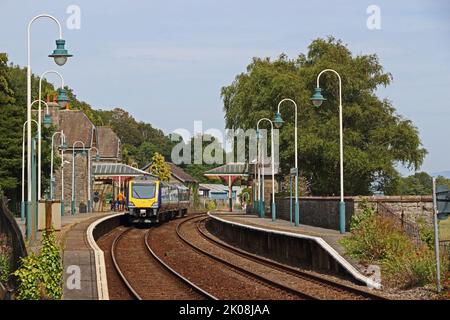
[433,171,450,178]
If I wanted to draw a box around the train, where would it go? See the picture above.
[125,176,190,224]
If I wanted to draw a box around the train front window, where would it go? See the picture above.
[132,183,156,199]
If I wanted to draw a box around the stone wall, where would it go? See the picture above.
[274,195,433,231]
[53,152,89,214]
[354,196,433,225]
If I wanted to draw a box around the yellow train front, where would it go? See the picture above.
[126,176,190,224]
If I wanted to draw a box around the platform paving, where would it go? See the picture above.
[210,211,363,273]
[61,212,114,300]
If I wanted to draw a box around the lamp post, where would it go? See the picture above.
[87,147,100,212]
[38,70,69,200]
[21,119,39,221]
[310,69,346,234]
[256,118,276,222]
[273,98,300,226]
[71,141,87,215]
[26,14,72,232]
[50,131,66,200]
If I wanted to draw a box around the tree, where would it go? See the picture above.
[149,152,171,182]
[221,37,427,196]
[397,172,433,195]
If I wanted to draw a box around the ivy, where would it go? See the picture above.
[13,229,62,300]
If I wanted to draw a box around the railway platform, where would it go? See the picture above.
[207,211,379,289]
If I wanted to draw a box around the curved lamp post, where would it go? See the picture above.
[21,119,39,221]
[71,141,87,215]
[256,118,276,222]
[38,70,69,200]
[50,131,67,215]
[273,98,300,226]
[87,147,100,212]
[310,69,346,234]
[26,14,72,239]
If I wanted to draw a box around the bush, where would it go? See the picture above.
[205,199,217,211]
[13,230,62,300]
[0,234,12,284]
[340,202,447,289]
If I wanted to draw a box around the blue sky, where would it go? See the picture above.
[1,0,449,174]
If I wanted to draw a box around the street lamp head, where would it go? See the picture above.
[80,150,87,156]
[56,88,70,108]
[273,112,284,129]
[256,129,262,139]
[49,39,73,66]
[310,87,326,107]
[95,154,100,161]
[60,142,68,150]
[43,113,52,128]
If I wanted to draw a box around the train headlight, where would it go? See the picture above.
[128,202,136,207]
[152,202,159,208]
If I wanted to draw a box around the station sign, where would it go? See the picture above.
[436,185,450,220]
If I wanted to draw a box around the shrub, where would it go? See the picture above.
[340,203,447,289]
[13,229,62,300]
[0,234,12,284]
[205,199,217,211]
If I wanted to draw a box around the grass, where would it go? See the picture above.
[440,218,450,241]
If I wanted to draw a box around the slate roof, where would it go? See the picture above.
[167,163,197,183]
[141,162,198,183]
[58,110,96,148]
[96,126,120,158]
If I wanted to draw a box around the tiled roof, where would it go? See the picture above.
[97,126,120,158]
[167,163,197,183]
[141,162,198,183]
[58,110,95,148]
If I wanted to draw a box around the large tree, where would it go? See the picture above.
[221,37,427,195]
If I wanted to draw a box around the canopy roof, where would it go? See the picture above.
[93,163,156,178]
[204,162,249,178]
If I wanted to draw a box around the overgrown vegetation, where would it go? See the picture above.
[13,230,62,300]
[341,202,448,288]
[0,234,11,284]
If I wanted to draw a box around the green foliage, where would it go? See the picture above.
[221,37,427,196]
[417,217,434,249]
[13,230,62,300]
[149,152,171,182]
[341,205,447,288]
[239,187,252,204]
[396,172,433,195]
[0,234,12,284]
[205,199,217,211]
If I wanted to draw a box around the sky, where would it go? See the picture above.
[0,0,449,175]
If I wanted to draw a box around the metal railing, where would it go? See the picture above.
[376,202,422,244]
[0,193,27,294]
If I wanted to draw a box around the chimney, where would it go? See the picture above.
[53,94,57,103]
[46,94,50,103]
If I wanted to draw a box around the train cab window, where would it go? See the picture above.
[132,183,156,199]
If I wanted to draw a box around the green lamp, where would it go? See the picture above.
[49,39,73,66]
[310,87,326,107]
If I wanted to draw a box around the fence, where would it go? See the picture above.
[0,194,27,294]
[376,202,422,244]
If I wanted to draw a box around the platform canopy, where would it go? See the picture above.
[204,162,249,180]
[93,163,156,179]
[204,162,249,212]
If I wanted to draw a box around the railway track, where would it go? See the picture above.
[180,215,388,300]
[175,215,317,300]
[110,225,217,300]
